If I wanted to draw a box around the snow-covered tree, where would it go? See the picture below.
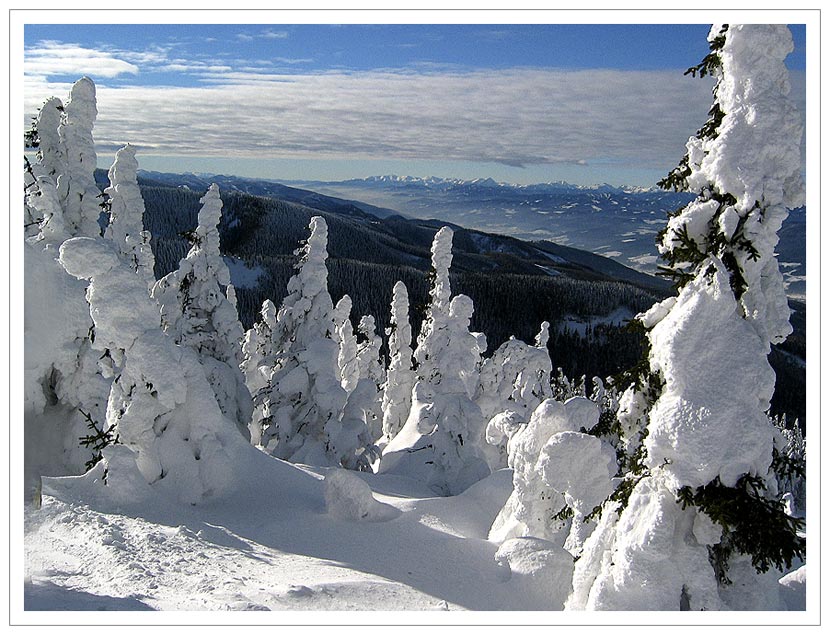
[380,281,415,444]
[333,295,359,393]
[103,144,155,289]
[490,397,616,553]
[352,315,385,441]
[59,237,238,505]
[56,77,102,239]
[240,298,278,397]
[151,184,251,440]
[24,97,66,240]
[478,321,553,468]
[568,25,805,611]
[24,79,111,494]
[253,216,374,469]
[380,228,490,495]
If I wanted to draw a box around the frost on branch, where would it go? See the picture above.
[151,184,252,440]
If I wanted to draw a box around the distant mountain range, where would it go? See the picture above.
[287,175,806,299]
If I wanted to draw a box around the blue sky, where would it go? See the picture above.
[22,21,807,186]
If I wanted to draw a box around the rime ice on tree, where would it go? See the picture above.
[24,78,112,491]
[241,298,278,399]
[380,228,490,495]
[478,321,553,469]
[352,315,385,441]
[253,216,374,469]
[151,184,252,440]
[333,295,359,393]
[380,281,415,444]
[103,145,155,289]
[568,25,805,611]
[57,77,102,239]
[59,237,238,505]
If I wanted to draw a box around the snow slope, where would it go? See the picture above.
[23,441,563,612]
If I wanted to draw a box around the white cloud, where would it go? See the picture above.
[25,65,793,176]
[262,30,290,39]
[24,41,139,80]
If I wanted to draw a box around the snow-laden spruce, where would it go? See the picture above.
[490,398,615,549]
[151,184,252,440]
[23,78,113,495]
[24,97,66,240]
[380,228,490,495]
[240,298,278,397]
[252,217,375,469]
[380,281,415,444]
[56,77,102,239]
[103,145,155,289]
[478,321,553,469]
[568,24,805,611]
[333,295,359,393]
[59,237,239,505]
[352,315,386,441]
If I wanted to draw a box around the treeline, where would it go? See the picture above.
[136,181,804,428]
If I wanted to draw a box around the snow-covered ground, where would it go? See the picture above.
[23,444,553,612]
[19,446,809,620]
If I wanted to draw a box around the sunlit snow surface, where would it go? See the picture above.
[24,443,565,611]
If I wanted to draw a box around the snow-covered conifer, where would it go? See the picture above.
[103,144,155,288]
[569,25,805,611]
[59,237,238,504]
[24,97,67,240]
[56,77,102,238]
[413,226,454,380]
[333,295,359,393]
[380,281,415,443]
[151,184,251,439]
[23,80,112,493]
[240,298,278,398]
[489,397,616,557]
[380,239,490,495]
[253,217,374,468]
[477,321,553,468]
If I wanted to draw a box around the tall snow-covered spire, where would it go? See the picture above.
[104,144,155,288]
[380,228,490,495]
[381,281,415,442]
[57,77,102,238]
[33,97,66,180]
[241,298,278,397]
[333,295,359,393]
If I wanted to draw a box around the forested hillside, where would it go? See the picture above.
[103,175,802,428]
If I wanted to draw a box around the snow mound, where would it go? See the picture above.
[494,537,574,610]
[778,565,806,611]
[323,469,400,522]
